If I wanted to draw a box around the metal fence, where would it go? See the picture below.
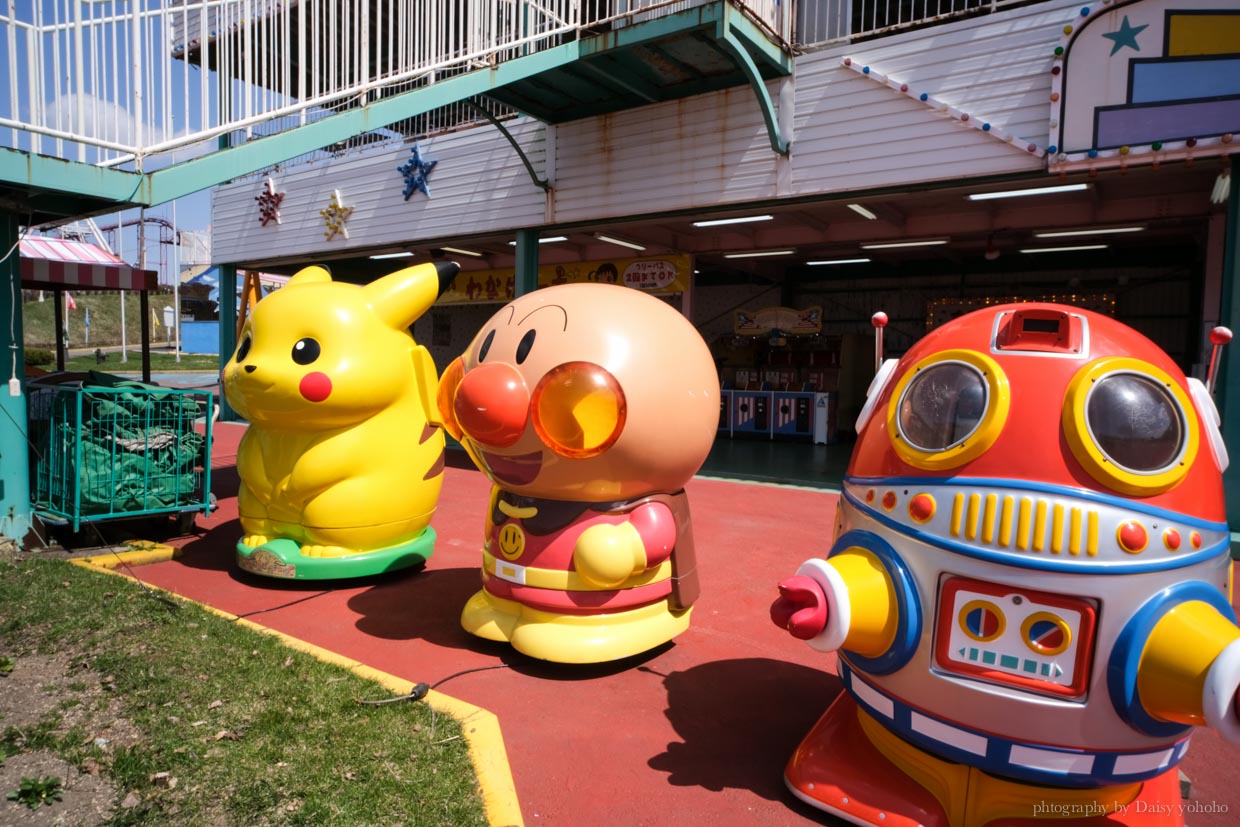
[796,0,1026,47]
[0,0,1024,173]
[0,0,787,171]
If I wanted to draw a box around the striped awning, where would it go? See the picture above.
[19,237,157,291]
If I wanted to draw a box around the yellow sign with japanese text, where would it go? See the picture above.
[439,254,692,304]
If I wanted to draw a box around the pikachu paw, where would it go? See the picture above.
[299,544,358,558]
[241,534,271,548]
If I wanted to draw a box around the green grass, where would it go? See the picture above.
[23,292,182,350]
[61,351,222,373]
[0,557,487,826]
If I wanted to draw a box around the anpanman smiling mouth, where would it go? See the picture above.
[480,450,542,486]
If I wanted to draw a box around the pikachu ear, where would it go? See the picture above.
[365,261,460,329]
[286,265,333,287]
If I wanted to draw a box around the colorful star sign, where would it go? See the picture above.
[319,190,354,240]
[255,177,285,226]
[1102,16,1147,56]
[397,144,438,200]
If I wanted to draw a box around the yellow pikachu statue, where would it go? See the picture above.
[222,261,458,579]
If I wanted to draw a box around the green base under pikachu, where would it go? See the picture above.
[235,528,436,580]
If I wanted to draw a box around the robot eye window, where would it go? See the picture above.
[1085,373,1184,473]
[886,349,1010,471]
[898,362,988,451]
[1062,357,1199,496]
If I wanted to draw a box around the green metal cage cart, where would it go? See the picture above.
[27,372,215,533]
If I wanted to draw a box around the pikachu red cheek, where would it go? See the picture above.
[299,372,332,402]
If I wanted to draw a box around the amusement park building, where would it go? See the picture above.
[206,0,1240,496]
[1,0,1238,538]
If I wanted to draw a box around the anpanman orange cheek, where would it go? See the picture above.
[436,357,465,440]
[531,361,626,459]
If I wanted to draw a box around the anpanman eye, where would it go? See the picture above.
[516,329,537,364]
[478,330,496,362]
[292,338,321,365]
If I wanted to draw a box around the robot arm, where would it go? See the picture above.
[770,549,898,656]
[1136,600,1240,741]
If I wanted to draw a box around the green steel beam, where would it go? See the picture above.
[577,2,724,57]
[0,211,32,541]
[217,265,239,422]
[0,147,147,208]
[720,2,792,74]
[717,12,791,155]
[2,1,792,210]
[463,101,551,191]
[147,43,585,205]
[575,58,662,104]
[1216,155,1240,527]
[514,230,539,297]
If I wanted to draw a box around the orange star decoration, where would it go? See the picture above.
[319,190,354,240]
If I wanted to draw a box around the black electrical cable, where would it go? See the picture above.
[234,590,332,619]
[357,664,510,705]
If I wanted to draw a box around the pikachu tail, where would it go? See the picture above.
[433,260,460,297]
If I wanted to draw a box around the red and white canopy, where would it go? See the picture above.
[19,237,156,291]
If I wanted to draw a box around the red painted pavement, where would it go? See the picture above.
[129,422,1240,826]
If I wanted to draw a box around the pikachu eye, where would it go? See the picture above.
[292,338,321,365]
[235,335,252,363]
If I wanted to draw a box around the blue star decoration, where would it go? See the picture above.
[1103,15,1148,57]
[397,145,438,201]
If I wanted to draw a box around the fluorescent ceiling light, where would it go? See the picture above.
[723,249,795,259]
[369,251,414,260]
[1034,226,1145,238]
[440,246,484,257]
[693,214,773,227]
[508,236,569,245]
[860,239,948,250]
[1019,244,1109,254]
[847,204,878,220]
[808,257,871,265]
[968,183,1089,201]
[594,232,646,251]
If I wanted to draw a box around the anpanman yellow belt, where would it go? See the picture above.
[483,550,673,591]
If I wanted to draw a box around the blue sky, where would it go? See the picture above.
[1,4,221,279]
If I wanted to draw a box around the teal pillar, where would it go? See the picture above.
[217,265,239,422]
[1216,155,1240,528]
[0,212,32,541]
[514,230,539,297]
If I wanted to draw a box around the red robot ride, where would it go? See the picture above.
[771,303,1240,826]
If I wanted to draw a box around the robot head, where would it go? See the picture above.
[850,303,1227,520]
[437,283,720,501]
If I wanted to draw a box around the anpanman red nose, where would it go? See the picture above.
[454,362,530,447]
